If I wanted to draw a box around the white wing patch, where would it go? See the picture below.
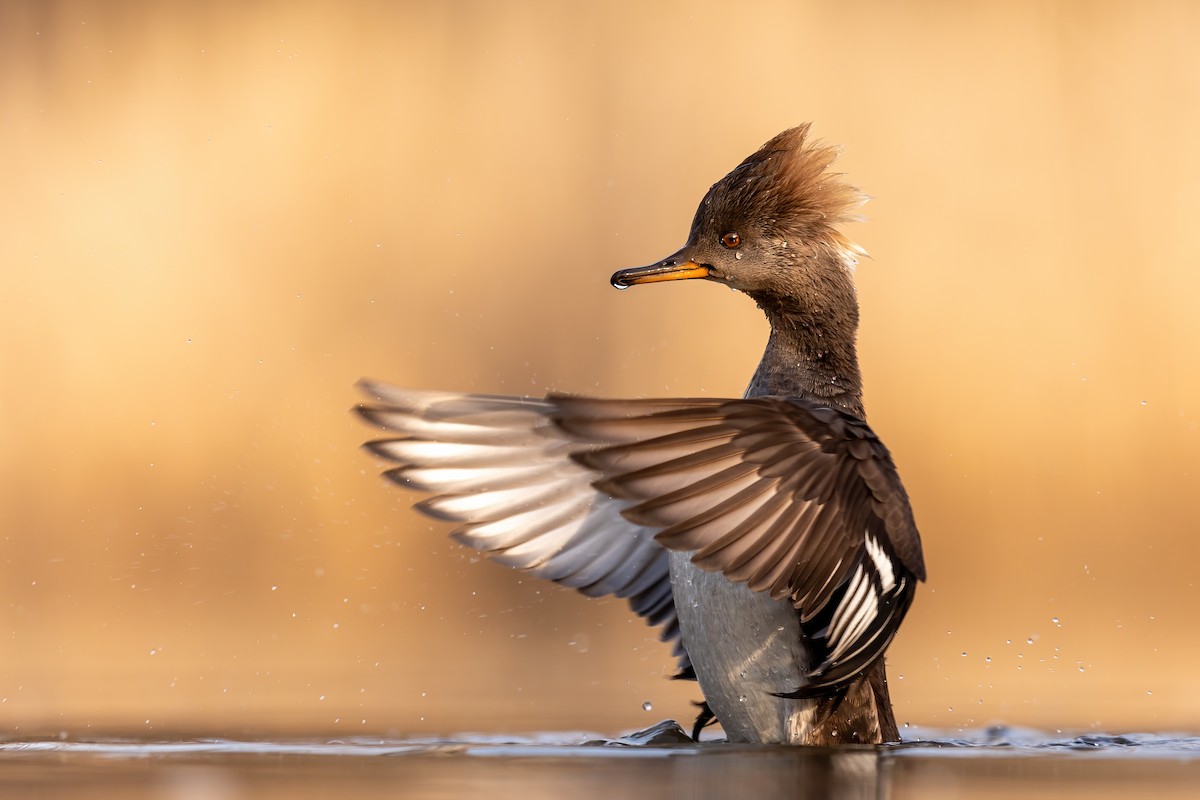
[826,563,877,663]
[865,534,896,592]
[823,535,894,663]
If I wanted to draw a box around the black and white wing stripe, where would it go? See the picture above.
[794,532,915,694]
[355,381,687,669]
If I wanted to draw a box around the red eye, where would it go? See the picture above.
[720,231,741,249]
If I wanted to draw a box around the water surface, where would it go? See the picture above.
[2,724,1198,799]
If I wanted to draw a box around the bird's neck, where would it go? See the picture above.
[744,291,865,418]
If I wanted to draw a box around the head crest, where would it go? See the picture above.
[706,125,867,257]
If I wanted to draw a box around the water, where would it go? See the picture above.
[2,723,1198,799]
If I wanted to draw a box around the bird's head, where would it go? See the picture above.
[612,125,867,312]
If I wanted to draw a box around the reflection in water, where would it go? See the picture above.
[667,747,881,800]
[4,728,1200,800]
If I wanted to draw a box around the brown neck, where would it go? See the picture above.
[743,289,864,419]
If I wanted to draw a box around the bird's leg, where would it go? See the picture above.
[691,700,717,742]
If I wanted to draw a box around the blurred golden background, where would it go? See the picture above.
[2,0,1198,738]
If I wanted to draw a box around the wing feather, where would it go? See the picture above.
[561,394,925,694]
[357,381,692,672]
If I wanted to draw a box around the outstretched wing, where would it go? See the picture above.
[355,381,688,670]
[556,396,925,693]
[356,382,925,692]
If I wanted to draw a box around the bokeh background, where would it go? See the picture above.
[2,1,1199,738]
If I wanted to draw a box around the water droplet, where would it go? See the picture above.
[985,656,992,663]
[641,701,652,712]
[961,651,967,657]
[1026,637,1034,645]
[738,694,747,703]
[1051,617,1060,626]
[1078,666,1085,673]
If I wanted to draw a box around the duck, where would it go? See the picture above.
[357,124,926,745]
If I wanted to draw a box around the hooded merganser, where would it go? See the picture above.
[358,125,926,745]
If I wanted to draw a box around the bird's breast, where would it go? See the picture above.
[668,551,818,743]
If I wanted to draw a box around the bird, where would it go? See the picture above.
[356,125,926,746]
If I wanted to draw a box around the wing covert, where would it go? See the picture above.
[558,395,925,693]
